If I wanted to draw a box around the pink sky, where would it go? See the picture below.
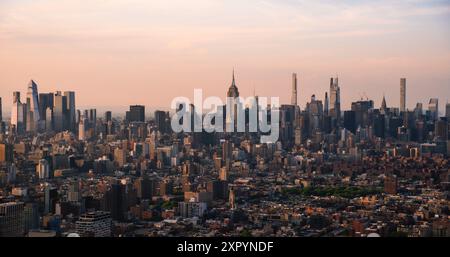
[0,0,449,115]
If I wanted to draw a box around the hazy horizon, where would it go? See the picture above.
[1,0,449,116]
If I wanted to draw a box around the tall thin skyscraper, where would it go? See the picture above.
[11,91,25,133]
[400,78,406,112]
[26,80,41,123]
[324,92,329,115]
[291,73,297,106]
[329,77,341,123]
[428,98,439,120]
[53,91,67,132]
[64,91,76,132]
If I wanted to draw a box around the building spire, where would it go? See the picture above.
[232,68,236,87]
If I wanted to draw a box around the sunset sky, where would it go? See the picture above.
[0,0,449,115]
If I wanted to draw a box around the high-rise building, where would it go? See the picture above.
[0,202,25,237]
[78,114,87,141]
[400,78,406,112]
[26,80,41,128]
[126,105,145,123]
[0,143,14,163]
[38,93,53,122]
[75,211,112,237]
[291,73,297,106]
[45,107,53,131]
[428,98,439,120]
[324,92,329,115]
[11,91,26,133]
[36,159,50,179]
[104,111,112,122]
[44,185,58,214]
[64,91,76,131]
[154,110,169,134]
[226,70,240,132]
[329,77,341,123]
[68,179,81,202]
[53,91,67,132]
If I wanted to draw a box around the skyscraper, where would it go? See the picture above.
[26,80,41,126]
[428,98,439,120]
[38,93,53,122]
[291,73,297,106]
[324,92,329,115]
[0,202,25,237]
[126,105,145,123]
[400,78,406,112]
[11,91,26,133]
[329,77,341,123]
[53,91,67,132]
[64,91,76,132]
[226,70,240,132]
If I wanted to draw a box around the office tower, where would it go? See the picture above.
[104,111,112,122]
[305,95,324,134]
[343,111,356,134]
[0,143,14,163]
[78,114,87,141]
[88,109,97,125]
[0,97,2,123]
[134,177,155,199]
[154,110,169,133]
[64,91,76,131]
[44,185,58,214]
[45,107,53,131]
[428,98,439,120]
[53,91,67,132]
[11,91,26,133]
[126,105,145,122]
[114,148,127,167]
[38,93,53,121]
[108,182,126,221]
[329,77,341,123]
[26,80,41,125]
[37,159,50,179]
[0,202,25,237]
[400,78,406,112]
[351,100,374,129]
[324,92,329,115]
[24,203,39,233]
[291,73,297,106]
[7,163,16,184]
[75,211,112,237]
[226,70,240,131]
[280,105,296,146]
[68,179,81,202]
[434,118,448,141]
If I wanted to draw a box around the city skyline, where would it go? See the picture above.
[0,0,449,114]
[0,74,448,118]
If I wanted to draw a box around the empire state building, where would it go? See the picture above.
[226,70,240,132]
